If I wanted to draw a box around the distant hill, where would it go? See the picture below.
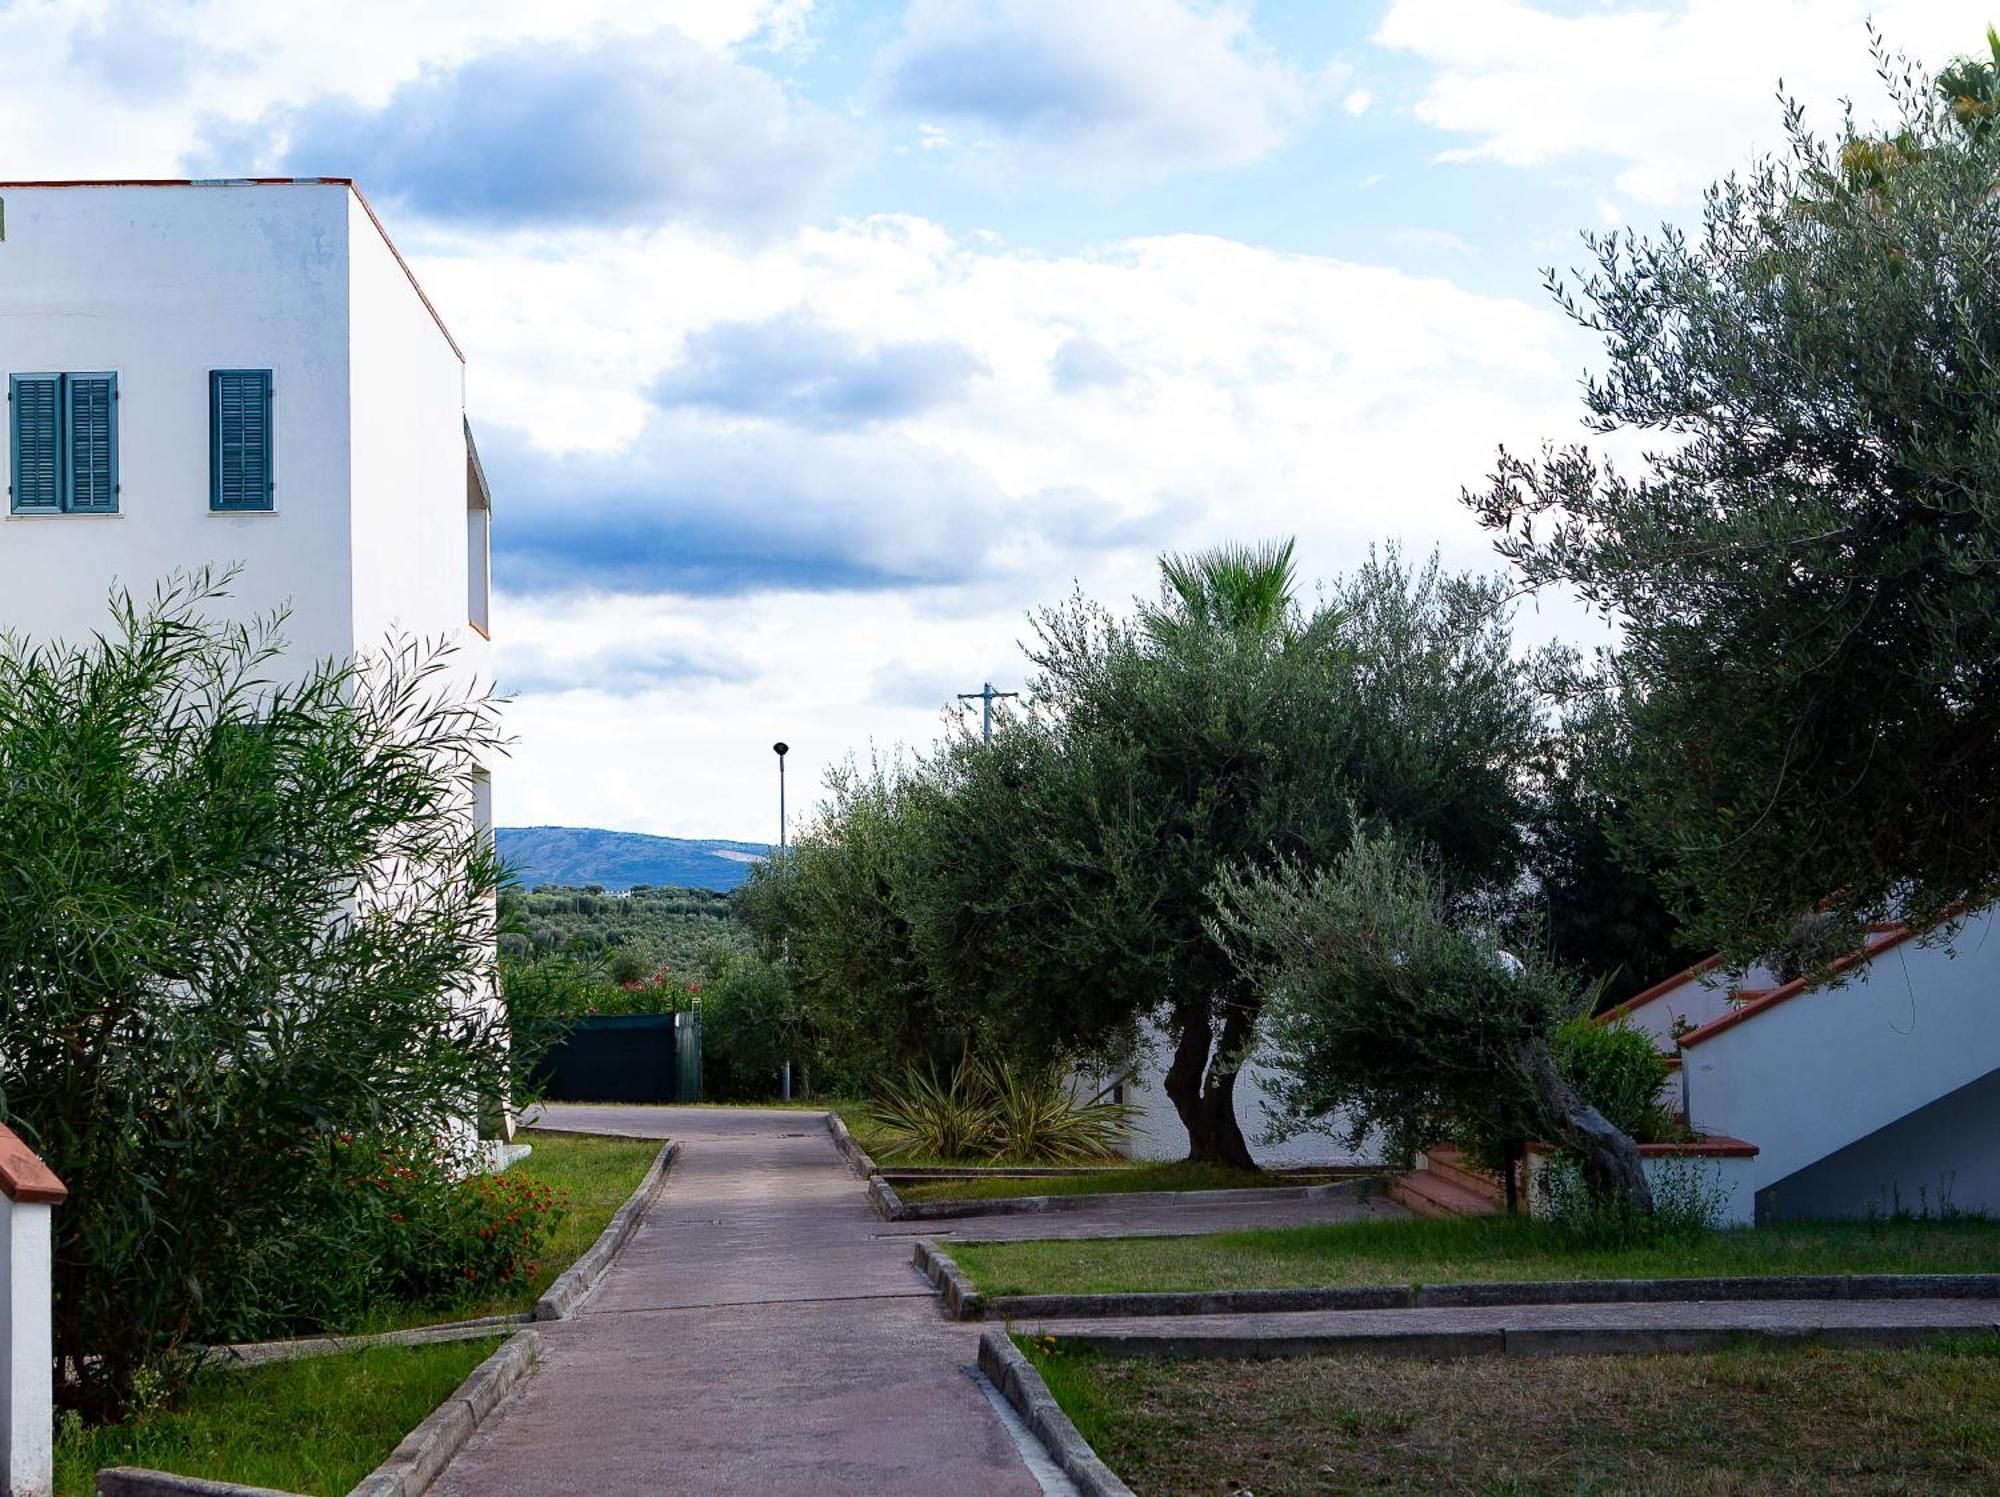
[497,826,772,893]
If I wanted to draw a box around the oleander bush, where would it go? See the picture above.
[1550,1018,1676,1144]
[0,572,511,1418]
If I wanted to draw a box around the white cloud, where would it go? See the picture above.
[875,0,1330,173]
[1343,88,1374,117]
[420,213,1599,835]
[1377,0,1979,206]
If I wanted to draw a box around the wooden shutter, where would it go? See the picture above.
[211,370,273,511]
[9,374,61,512]
[64,373,117,513]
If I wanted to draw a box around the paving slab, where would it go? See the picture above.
[433,1106,1046,1497]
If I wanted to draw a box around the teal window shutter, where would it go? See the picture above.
[9,374,62,513]
[64,373,117,513]
[210,369,273,511]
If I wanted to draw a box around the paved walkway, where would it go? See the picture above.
[432,1106,1051,1497]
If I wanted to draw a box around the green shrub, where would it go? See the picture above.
[1536,1153,1726,1247]
[0,574,511,1418]
[867,1057,1134,1163]
[1550,1017,1674,1143]
[259,1136,564,1331]
[697,950,804,1101]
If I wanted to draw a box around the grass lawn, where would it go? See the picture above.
[55,1337,502,1497]
[953,1213,2000,1297]
[1026,1333,2000,1495]
[895,1162,1355,1204]
[360,1128,661,1332]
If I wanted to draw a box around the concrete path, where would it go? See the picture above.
[1029,1295,2000,1359]
[432,1106,1053,1497]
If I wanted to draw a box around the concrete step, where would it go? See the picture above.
[1389,1168,1502,1219]
[1423,1147,1506,1203]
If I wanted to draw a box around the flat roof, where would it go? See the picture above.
[0,178,463,362]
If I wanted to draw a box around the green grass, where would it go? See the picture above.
[1024,1334,2000,1495]
[56,1338,503,1497]
[953,1213,2000,1297]
[895,1162,1354,1203]
[359,1128,661,1332]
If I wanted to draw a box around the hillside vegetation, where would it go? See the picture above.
[500,882,746,977]
[497,826,770,892]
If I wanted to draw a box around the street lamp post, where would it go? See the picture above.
[773,740,791,1100]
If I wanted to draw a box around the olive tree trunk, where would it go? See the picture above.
[1162,1001,1260,1172]
[1519,1035,1654,1214]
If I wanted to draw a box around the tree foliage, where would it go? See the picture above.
[0,574,509,1416]
[1469,33,2000,957]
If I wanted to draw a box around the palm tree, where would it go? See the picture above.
[1144,539,1299,647]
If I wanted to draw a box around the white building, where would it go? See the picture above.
[0,177,492,813]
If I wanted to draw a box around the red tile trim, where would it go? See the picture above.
[1600,953,1724,1023]
[0,1122,66,1205]
[1677,926,1920,1049]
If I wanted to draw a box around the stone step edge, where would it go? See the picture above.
[96,1328,542,1497]
[978,1328,1136,1497]
[1037,1317,2000,1362]
[910,1246,2000,1322]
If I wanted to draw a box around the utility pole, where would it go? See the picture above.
[957,682,1019,745]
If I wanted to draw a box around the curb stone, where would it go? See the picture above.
[1047,1318,1998,1361]
[215,1315,533,1367]
[346,1329,541,1496]
[533,1140,681,1320]
[944,1272,2000,1324]
[94,1331,540,1497]
[824,1110,881,1180]
[97,1472,309,1497]
[884,1176,1368,1222]
[977,1329,1135,1497]
[912,1240,986,1319]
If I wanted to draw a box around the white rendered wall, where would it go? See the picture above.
[0,184,356,661]
[344,197,485,674]
[1119,1018,1378,1166]
[0,1194,54,1497]
[1683,909,2000,1223]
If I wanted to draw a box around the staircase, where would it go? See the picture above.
[1389,1145,1505,1218]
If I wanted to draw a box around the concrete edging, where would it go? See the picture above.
[976,1329,1134,1497]
[1043,1318,1998,1362]
[216,1315,533,1368]
[347,1328,541,1496]
[823,1110,880,1180]
[942,1271,2000,1324]
[912,1240,985,1319]
[96,1330,542,1497]
[533,1139,681,1320]
[884,1176,1368,1223]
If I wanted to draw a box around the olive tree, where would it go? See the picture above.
[0,572,509,1416]
[1216,832,1654,1213]
[1470,32,2000,959]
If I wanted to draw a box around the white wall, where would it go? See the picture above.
[0,184,356,661]
[0,1193,55,1497]
[1683,910,2000,1223]
[1119,1018,1378,1166]
[344,194,483,672]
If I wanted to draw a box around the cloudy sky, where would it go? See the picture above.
[5,0,1980,839]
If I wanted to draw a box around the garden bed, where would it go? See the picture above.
[56,1337,504,1497]
[348,1128,661,1333]
[1023,1333,2000,1495]
[951,1214,2000,1297]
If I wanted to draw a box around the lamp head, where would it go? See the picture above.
[773,741,789,758]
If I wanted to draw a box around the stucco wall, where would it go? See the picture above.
[0,184,356,661]
[1684,908,2000,1223]
[1119,1018,1380,1166]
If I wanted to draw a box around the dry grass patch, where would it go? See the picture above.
[1028,1334,2000,1495]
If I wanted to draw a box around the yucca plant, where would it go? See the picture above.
[866,1059,998,1160]
[983,1058,1136,1163]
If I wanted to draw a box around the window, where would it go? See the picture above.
[210,369,274,511]
[9,372,118,514]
